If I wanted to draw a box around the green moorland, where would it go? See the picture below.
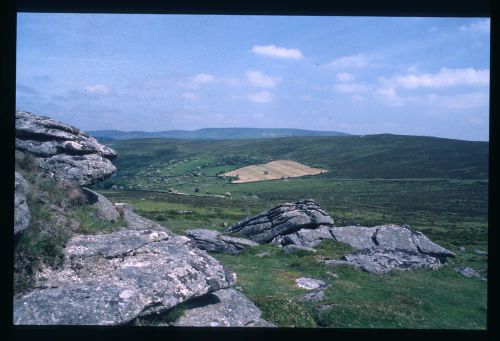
[92,134,488,329]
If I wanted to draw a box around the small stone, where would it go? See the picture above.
[295,277,327,290]
[301,289,325,302]
[455,266,481,278]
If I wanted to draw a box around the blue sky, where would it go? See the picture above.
[16,14,490,141]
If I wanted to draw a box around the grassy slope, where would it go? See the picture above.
[96,134,488,329]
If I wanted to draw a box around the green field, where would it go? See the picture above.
[92,134,488,328]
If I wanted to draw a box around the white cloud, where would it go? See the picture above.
[182,92,198,100]
[191,73,216,84]
[246,70,280,88]
[334,83,368,94]
[374,87,404,106]
[82,84,110,95]
[248,91,273,103]
[251,45,303,59]
[394,68,489,89]
[459,19,490,33]
[327,54,369,69]
[336,72,355,82]
[422,92,489,110]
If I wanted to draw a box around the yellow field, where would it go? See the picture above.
[221,160,328,184]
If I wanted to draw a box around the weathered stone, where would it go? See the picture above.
[411,231,455,257]
[374,224,418,252]
[170,288,274,327]
[15,111,117,186]
[295,277,328,290]
[14,283,143,325]
[283,245,317,254]
[455,266,481,278]
[14,172,30,236]
[225,200,333,243]
[274,225,334,248]
[322,248,443,274]
[82,187,120,222]
[329,226,377,249]
[185,229,258,254]
[301,289,325,302]
[14,229,236,325]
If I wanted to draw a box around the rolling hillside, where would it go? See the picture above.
[101,134,488,181]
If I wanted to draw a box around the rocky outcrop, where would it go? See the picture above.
[319,224,454,274]
[321,248,443,274]
[185,229,258,254]
[169,288,275,327]
[330,224,455,258]
[15,111,117,186]
[14,172,30,236]
[14,229,236,325]
[272,225,334,248]
[82,187,120,222]
[225,200,334,244]
[114,203,164,230]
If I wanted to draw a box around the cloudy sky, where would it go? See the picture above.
[16,14,490,141]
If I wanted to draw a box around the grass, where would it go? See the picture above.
[92,135,488,329]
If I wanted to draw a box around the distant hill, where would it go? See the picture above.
[103,133,488,180]
[87,127,350,141]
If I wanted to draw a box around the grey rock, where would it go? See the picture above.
[374,224,418,252]
[295,277,328,290]
[329,225,454,258]
[170,288,274,327]
[225,200,334,244]
[82,187,120,222]
[330,226,377,249]
[322,248,443,274]
[283,245,317,254]
[275,225,334,248]
[474,249,488,256]
[459,246,466,252]
[14,283,144,325]
[185,229,258,254]
[14,229,236,325]
[301,289,325,302]
[411,231,455,257]
[455,266,481,278]
[14,172,30,236]
[255,252,270,258]
[15,111,117,186]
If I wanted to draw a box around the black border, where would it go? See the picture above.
[3,1,496,340]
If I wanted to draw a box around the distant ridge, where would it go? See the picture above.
[87,127,350,141]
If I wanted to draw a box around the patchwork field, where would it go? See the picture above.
[221,160,328,183]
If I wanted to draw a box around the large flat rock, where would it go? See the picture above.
[170,288,275,327]
[14,229,236,325]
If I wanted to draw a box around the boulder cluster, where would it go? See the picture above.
[13,111,274,327]
[15,111,117,186]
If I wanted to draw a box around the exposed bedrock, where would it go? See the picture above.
[224,199,334,243]
[15,110,117,186]
[185,229,258,254]
[14,229,237,325]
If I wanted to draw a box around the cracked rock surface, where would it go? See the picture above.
[185,229,258,254]
[224,199,334,243]
[15,111,117,186]
[170,288,276,327]
[14,229,236,325]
